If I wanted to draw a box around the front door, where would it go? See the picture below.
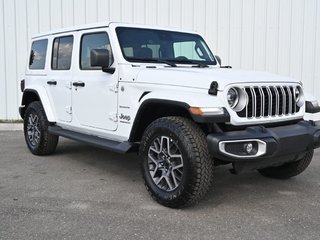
[72,30,118,131]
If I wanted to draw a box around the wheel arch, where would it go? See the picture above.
[128,99,192,142]
[20,87,56,122]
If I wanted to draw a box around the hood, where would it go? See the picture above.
[135,67,299,90]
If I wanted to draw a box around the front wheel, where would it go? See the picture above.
[24,101,59,155]
[258,150,314,179]
[139,117,214,208]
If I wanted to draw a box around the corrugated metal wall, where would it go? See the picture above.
[0,0,319,120]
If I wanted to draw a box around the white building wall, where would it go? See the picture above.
[0,0,319,120]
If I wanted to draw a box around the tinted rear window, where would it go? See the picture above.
[29,39,48,70]
[52,36,74,70]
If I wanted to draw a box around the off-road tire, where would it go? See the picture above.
[139,116,214,208]
[258,150,313,179]
[24,101,59,155]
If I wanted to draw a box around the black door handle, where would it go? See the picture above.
[73,82,85,87]
[47,80,57,85]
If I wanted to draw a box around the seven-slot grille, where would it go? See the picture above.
[237,86,300,118]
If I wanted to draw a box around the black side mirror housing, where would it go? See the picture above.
[215,55,232,68]
[215,55,221,65]
[90,49,115,73]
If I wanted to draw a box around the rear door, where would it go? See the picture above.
[46,35,74,122]
[72,29,118,131]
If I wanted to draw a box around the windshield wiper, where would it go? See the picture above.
[169,59,209,68]
[156,59,177,67]
[126,57,211,68]
[127,57,176,67]
[192,63,209,68]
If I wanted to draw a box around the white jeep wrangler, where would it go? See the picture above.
[20,22,320,208]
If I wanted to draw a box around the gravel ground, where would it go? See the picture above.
[0,131,319,240]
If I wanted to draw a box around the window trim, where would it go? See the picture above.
[51,35,74,71]
[79,31,114,71]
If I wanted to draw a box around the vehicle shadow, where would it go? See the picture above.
[52,138,320,210]
[52,138,141,180]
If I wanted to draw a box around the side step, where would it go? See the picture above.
[48,126,138,154]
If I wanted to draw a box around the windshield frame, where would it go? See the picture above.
[116,27,217,66]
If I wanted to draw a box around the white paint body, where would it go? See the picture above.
[1,0,320,120]
[23,22,315,142]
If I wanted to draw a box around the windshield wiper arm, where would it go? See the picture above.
[171,59,209,68]
[192,63,209,68]
[126,57,176,67]
[156,59,177,67]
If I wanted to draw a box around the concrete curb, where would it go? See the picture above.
[0,124,23,131]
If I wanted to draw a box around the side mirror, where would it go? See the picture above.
[215,55,232,68]
[215,55,221,65]
[90,49,115,73]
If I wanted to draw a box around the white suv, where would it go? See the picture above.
[19,22,320,208]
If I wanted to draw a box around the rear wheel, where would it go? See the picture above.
[139,116,214,208]
[24,101,59,155]
[258,150,313,179]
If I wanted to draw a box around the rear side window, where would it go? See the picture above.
[80,32,113,70]
[51,36,74,70]
[29,39,48,70]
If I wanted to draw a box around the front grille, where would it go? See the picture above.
[237,86,299,118]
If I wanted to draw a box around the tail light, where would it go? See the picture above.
[20,79,25,92]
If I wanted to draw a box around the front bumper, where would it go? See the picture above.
[207,120,320,173]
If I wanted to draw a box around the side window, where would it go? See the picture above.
[29,39,48,70]
[80,32,113,70]
[51,36,74,70]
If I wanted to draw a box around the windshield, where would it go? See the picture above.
[116,27,217,65]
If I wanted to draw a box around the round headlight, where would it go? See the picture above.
[295,87,301,103]
[295,86,304,107]
[227,88,239,109]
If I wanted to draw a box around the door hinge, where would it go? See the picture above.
[109,83,119,93]
[66,106,72,114]
[109,112,118,122]
[66,81,72,89]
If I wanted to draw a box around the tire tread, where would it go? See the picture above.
[24,101,58,155]
[140,116,214,208]
[258,150,313,179]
